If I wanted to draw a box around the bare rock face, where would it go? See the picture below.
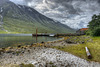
[0,0,8,5]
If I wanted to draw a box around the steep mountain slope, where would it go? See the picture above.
[0,0,75,34]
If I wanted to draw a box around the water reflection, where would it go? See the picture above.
[0,34,59,48]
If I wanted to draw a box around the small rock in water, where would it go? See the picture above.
[41,41,44,44]
[17,45,21,48]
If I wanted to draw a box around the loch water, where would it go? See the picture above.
[0,34,60,48]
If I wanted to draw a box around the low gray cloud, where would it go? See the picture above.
[10,0,100,29]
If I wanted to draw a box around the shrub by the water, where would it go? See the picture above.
[92,27,100,36]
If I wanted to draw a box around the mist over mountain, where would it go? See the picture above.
[0,0,75,33]
[10,0,100,29]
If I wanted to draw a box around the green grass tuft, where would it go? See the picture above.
[18,63,34,67]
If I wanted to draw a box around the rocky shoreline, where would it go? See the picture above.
[0,46,100,67]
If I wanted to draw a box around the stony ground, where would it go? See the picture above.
[0,47,100,67]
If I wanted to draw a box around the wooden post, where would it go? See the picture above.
[36,28,38,43]
[85,47,92,59]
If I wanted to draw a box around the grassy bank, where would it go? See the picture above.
[52,36,100,62]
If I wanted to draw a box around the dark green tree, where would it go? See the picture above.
[88,14,100,36]
[92,27,100,36]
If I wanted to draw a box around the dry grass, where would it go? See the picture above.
[52,36,100,62]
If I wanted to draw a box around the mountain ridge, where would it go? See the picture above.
[0,0,75,34]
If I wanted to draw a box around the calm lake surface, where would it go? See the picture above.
[0,34,60,48]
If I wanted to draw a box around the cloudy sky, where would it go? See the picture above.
[10,0,100,29]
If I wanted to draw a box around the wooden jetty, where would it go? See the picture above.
[32,33,81,37]
[32,27,82,37]
[32,33,50,36]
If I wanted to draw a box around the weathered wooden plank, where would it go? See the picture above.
[85,47,92,59]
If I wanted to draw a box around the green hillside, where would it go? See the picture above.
[0,0,75,34]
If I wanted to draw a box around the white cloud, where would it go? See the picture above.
[10,0,100,29]
[10,0,24,4]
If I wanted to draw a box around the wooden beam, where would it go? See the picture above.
[85,47,92,59]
